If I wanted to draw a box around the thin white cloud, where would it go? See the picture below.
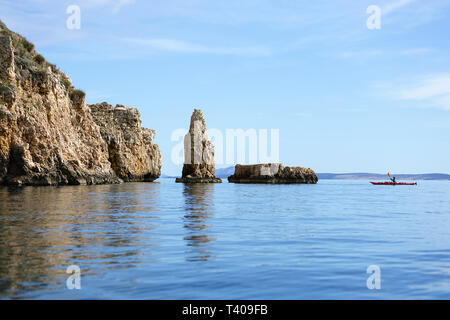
[337,48,431,59]
[123,37,271,56]
[434,95,450,111]
[78,0,135,13]
[399,48,433,55]
[395,74,450,110]
[338,50,384,59]
[398,75,450,99]
[112,0,136,14]
[382,0,417,15]
[379,0,450,30]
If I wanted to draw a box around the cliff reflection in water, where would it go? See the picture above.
[182,184,216,262]
[0,183,161,298]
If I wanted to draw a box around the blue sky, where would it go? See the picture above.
[1,0,450,175]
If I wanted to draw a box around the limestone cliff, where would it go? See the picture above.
[176,109,221,183]
[89,102,161,182]
[228,163,318,184]
[0,21,161,186]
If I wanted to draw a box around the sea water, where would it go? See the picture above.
[0,179,449,299]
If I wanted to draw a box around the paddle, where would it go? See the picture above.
[388,172,396,184]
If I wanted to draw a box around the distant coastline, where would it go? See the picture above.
[163,167,450,181]
[316,173,450,181]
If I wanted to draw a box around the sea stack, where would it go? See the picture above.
[228,163,318,184]
[175,109,222,183]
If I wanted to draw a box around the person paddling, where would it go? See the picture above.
[388,172,396,184]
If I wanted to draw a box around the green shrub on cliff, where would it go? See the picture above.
[62,77,72,91]
[49,63,59,73]
[0,82,16,105]
[21,38,34,52]
[69,89,86,101]
[33,54,45,65]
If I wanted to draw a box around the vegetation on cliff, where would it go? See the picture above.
[0,20,85,104]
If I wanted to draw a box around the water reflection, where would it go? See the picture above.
[182,184,216,262]
[0,183,160,298]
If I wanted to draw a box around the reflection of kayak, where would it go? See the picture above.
[370,182,417,185]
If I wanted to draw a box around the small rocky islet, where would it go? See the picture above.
[228,164,318,184]
[0,21,317,186]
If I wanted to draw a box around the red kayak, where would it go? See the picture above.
[370,182,417,185]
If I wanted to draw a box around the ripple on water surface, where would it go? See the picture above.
[0,180,450,299]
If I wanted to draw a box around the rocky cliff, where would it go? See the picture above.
[0,21,161,186]
[228,163,318,184]
[89,102,161,182]
[175,109,221,183]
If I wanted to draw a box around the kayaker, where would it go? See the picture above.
[391,176,397,184]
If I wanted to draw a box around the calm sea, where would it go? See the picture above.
[1,179,450,299]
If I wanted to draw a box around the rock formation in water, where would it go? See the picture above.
[228,163,318,184]
[0,20,161,186]
[89,102,161,182]
[175,109,221,183]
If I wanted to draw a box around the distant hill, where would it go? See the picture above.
[317,173,450,180]
[160,174,177,178]
[212,166,450,181]
[215,166,236,178]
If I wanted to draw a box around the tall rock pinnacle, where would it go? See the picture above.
[175,109,222,183]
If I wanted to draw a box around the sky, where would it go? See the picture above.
[1,0,450,175]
